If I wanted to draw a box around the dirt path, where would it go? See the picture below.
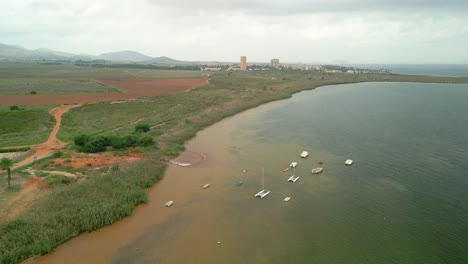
[12,104,81,169]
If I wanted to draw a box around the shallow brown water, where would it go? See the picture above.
[26,103,276,264]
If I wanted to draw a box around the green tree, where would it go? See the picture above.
[135,123,150,132]
[1,157,14,188]
[9,105,20,111]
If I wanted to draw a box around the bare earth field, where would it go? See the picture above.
[0,78,208,106]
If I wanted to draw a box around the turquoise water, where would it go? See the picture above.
[114,82,468,264]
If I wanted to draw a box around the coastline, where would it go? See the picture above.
[4,72,468,264]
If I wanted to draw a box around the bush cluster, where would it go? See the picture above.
[135,123,150,132]
[74,134,154,153]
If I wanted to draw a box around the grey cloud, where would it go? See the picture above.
[150,0,468,15]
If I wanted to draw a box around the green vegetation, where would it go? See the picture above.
[135,123,150,132]
[1,66,468,263]
[73,134,155,153]
[0,61,206,79]
[1,157,14,188]
[0,78,119,95]
[9,106,19,111]
[0,105,55,147]
[0,147,31,153]
[44,174,76,187]
[0,158,165,264]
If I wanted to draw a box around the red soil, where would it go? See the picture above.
[54,152,142,169]
[0,78,208,106]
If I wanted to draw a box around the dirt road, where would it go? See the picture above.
[12,104,81,169]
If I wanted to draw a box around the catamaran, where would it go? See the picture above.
[290,161,298,168]
[255,168,270,198]
[287,167,300,182]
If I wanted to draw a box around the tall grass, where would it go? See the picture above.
[0,158,165,264]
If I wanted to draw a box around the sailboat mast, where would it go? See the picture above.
[262,167,265,190]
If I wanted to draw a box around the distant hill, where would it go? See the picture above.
[147,56,190,64]
[0,43,190,63]
[0,43,93,60]
[97,50,153,62]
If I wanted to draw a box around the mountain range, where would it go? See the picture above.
[0,43,186,63]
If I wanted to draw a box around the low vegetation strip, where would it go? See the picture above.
[0,106,55,147]
[0,147,31,153]
[0,78,120,95]
[1,71,468,263]
[0,78,208,106]
[0,158,165,264]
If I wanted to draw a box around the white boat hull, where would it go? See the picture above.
[255,190,270,198]
[287,175,300,182]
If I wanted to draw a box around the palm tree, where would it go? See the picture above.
[1,157,14,188]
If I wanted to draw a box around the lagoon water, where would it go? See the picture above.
[33,82,468,264]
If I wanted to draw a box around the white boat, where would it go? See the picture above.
[290,162,298,168]
[311,167,323,174]
[165,200,174,207]
[288,175,299,182]
[300,151,309,158]
[283,197,291,202]
[345,159,353,166]
[255,168,270,198]
[287,167,299,182]
[203,184,211,189]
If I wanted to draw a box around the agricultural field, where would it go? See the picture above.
[0,105,55,147]
[0,61,206,79]
[0,78,119,95]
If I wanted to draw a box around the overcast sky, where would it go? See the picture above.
[1,0,468,63]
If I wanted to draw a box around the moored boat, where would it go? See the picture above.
[203,183,211,189]
[165,200,174,207]
[345,159,353,166]
[300,151,309,158]
[283,197,291,202]
[236,180,244,186]
[290,162,298,168]
[311,167,323,174]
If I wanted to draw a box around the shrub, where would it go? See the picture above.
[9,105,20,111]
[74,134,90,147]
[139,136,155,147]
[44,175,76,187]
[30,91,37,94]
[109,135,127,149]
[135,123,150,132]
[123,135,139,148]
[52,151,63,158]
[83,138,106,153]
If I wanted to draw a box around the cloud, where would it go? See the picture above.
[0,0,467,63]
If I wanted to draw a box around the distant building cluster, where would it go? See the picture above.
[270,58,280,69]
[198,55,389,74]
[240,56,247,71]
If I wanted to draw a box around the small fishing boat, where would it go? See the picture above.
[165,200,174,207]
[311,167,323,174]
[283,167,289,172]
[203,184,211,189]
[290,162,298,168]
[318,161,323,164]
[300,151,309,158]
[345,159,353,166]
[236,180,244,186]
[283,197,291,202]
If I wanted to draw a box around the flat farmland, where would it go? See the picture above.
[0,78,208,106]
[0,78,119,95]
